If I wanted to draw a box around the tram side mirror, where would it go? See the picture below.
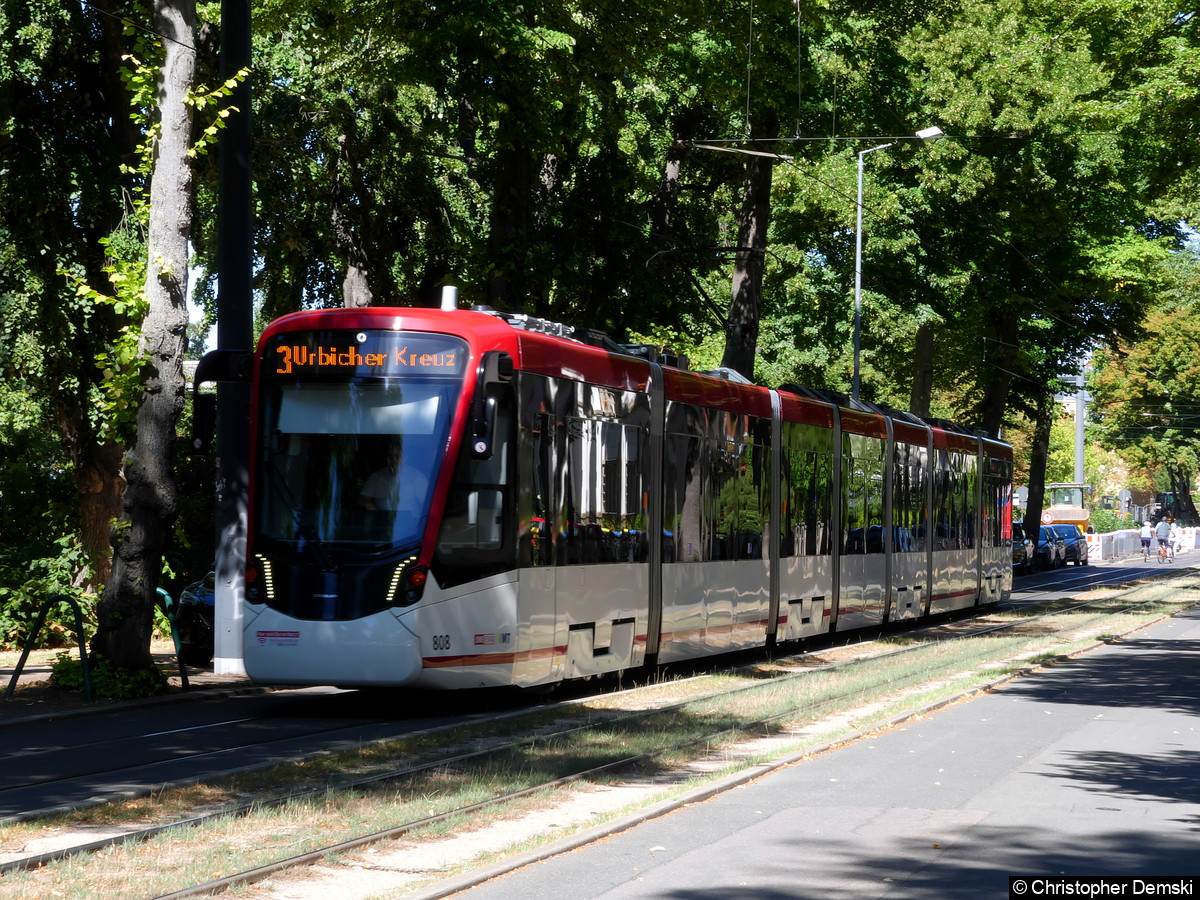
[189,349,253,454]
[470,351,514,460]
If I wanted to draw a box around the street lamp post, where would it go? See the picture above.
[851,126,944,402]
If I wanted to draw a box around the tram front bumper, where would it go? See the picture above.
[242,607,422,687]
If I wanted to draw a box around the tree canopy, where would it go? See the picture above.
[2,0,1198,658]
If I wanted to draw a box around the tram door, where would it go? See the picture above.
[519,374,650,684]
[553,383,650,679]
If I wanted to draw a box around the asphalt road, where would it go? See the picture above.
[423,605,1200,900]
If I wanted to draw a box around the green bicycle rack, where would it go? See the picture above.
[4,594,94,703]
[156,587,191,691]
[4,589,194,703]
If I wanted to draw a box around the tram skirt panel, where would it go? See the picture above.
[929,548,978,614]
[890,550,928,622]
[836,553,888,632]
[778,554,834,642]
[556,563,648,679]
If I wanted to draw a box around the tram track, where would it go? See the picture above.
[4,565,1197,898]
[0,707,473,821]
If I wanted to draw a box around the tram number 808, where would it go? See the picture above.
[431,634,452,651]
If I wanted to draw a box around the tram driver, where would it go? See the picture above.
[358,437,428,515]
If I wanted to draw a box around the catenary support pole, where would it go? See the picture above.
[214,0,252,675]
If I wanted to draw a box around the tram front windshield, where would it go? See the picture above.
[255,331,466,555]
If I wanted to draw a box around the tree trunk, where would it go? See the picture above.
[908,322,934,419]
[92,0,195,669]
[720,112,779,381]
[977,262,1022,438]
[1021,390,1055,539]
[74,441,126,588]
[54,402,126,590]
[648,108,700,256]
[486,136,532,310]
[1167,464,1199,524]
[332,132,373,308]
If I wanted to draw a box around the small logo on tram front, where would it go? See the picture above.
[474,633,512,646]
[258,630,300,647]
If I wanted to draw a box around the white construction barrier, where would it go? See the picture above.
[1087,526,1194,560]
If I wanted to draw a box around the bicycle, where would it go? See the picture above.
[1158,541,1173,564]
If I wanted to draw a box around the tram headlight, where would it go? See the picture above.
[389,562,428,607]
[246,555,274,604]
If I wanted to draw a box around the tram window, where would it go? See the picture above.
[811,452,833,555]
[780,420,833,558]
[551,380,650,567]
[663,431,703,562]
[440,489,505,548]
[863,458,885,554]
[707,440,741,561]
[517,377,553,568]
[706,412,767,561]
[959,452,978,549]
[982,476,1007,548]
[258,381,455,550]
[892,443,929,553]
[663,401,706,563]
[842,468,865,554]
[929,449,977,550]
[843,434,883,555]
[276,382,443,435]
[932,458,955,549]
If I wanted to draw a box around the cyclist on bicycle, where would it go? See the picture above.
[1155,518,1172,559]
[1140,521,1153,559]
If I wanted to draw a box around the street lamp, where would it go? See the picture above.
[851,126,944,402]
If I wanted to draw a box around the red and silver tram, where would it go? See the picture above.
[197,304,1012,689]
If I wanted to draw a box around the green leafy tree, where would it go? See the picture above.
[0,0,139,589]
[1089,281,1200,523]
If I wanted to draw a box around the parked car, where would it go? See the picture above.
[1033,525,1067,570]
[175,572,215,666]
[1050,523,1088,567]
[1012,523,1035,576]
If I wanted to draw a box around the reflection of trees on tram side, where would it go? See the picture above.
[892,441,929,553]
[930,449,978,550]
[780,422,834,560]
[662,403,771,563]
[708,437,766,561]
[842,433,886,555]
